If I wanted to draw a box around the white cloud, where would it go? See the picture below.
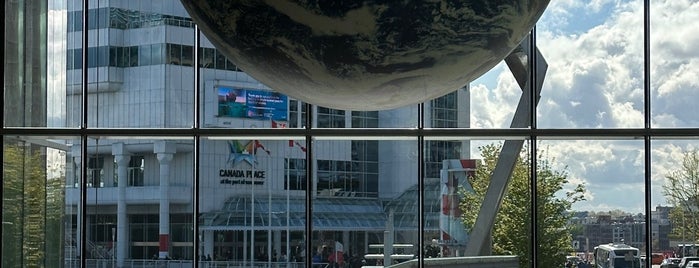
[470,63,521,128]
[649,0,699,127]
[469,0,699,213]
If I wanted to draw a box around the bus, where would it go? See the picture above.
[678,243,699,257]
[593,243,641,268]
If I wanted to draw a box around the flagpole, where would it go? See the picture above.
[268,160,272,267]
[274,118,293,266]
[286,153,291,266]
[267,116,272,267]
[251,160,255,268]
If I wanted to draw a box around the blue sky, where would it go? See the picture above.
[42,1,699,214]
[469,0,699,213]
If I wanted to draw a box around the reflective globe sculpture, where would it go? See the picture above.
[181,1,550,110]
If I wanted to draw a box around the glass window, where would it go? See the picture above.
[109,46,118,67]
[98,7,109,29]
[118,46,129,67]
[87,8,97,30]
[168,43,181,65]
[129,46,138,67]
[97,46,109,67]
[214,49,226,69]
[225,58,237,71]
[139,44,151,66]
[6,1,699,267]
[128,155,145,186]
[181,45,193,67]
[151,44,163,65]
[87,155,105,187]
[317,107,345,128]
[87,46,98,68]
[200,47,214,68]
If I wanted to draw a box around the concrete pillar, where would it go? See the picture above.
[204,230,214,259]
[72,151,82,256]
[155,141,175,259]
[113,143,130,267]
[384,230,393,267]
[364,232,369,256]
[343,231,350,256]
[274,231,282,261]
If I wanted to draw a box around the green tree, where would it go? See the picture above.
[459,143,586,268]
[662,149,699,245]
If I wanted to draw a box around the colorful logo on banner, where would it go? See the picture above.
[227,140,270,166]
[220,140,270,185]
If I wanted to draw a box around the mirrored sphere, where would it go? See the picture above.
[181,1,550,110]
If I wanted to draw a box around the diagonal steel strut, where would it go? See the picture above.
[464,35,548,256]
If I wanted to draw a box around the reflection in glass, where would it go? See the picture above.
[311,139,417,267]
[64,138,195,266]
[538,139,646,266]
[3,137,70,267]
[199,138,307,266]
[4,0,699,267]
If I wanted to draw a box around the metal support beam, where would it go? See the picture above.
[464,35,548,256]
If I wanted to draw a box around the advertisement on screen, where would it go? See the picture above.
[217,86,288,121]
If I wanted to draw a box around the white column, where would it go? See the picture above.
[72,153,82,256]
[274,231,282,261]
[155,141,175,259]
[343,231,350,256]
[364,232,368,257]
[204,230,214,259]
[113,143,130,267]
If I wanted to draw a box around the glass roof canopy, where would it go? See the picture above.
[200,180,445,232]
[200,196,387,231]
[383,179,442,231]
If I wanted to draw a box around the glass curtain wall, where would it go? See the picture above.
[4,1,699,268]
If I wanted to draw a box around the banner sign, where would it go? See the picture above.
[217,86,288,121]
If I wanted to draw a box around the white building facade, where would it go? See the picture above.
[61,0,471,265]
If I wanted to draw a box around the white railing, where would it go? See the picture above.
[64,259,309,268]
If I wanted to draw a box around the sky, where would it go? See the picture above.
[39,1,698,214]
[468,0,699,213]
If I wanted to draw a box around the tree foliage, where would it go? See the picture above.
[459,143,586,268]
[662,149,699,242]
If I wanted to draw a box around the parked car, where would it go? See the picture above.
[660,257,681,268]
[686,260,699,267]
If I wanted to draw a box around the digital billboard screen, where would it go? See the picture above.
[217,86,288,121]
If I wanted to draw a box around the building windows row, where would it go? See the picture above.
[67,7,194,32]
[285,157,379,196]
[288,100,307,128]
[430,91,458,128]
[351,111,379,128]
[425,92,461,178]
[197,47,240,71]
[78,213,193,260]
[81,155,145,187]
[66,45,240,71]
[317,107,346,128]
[127,156,145,187]
[285,158,307,191]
